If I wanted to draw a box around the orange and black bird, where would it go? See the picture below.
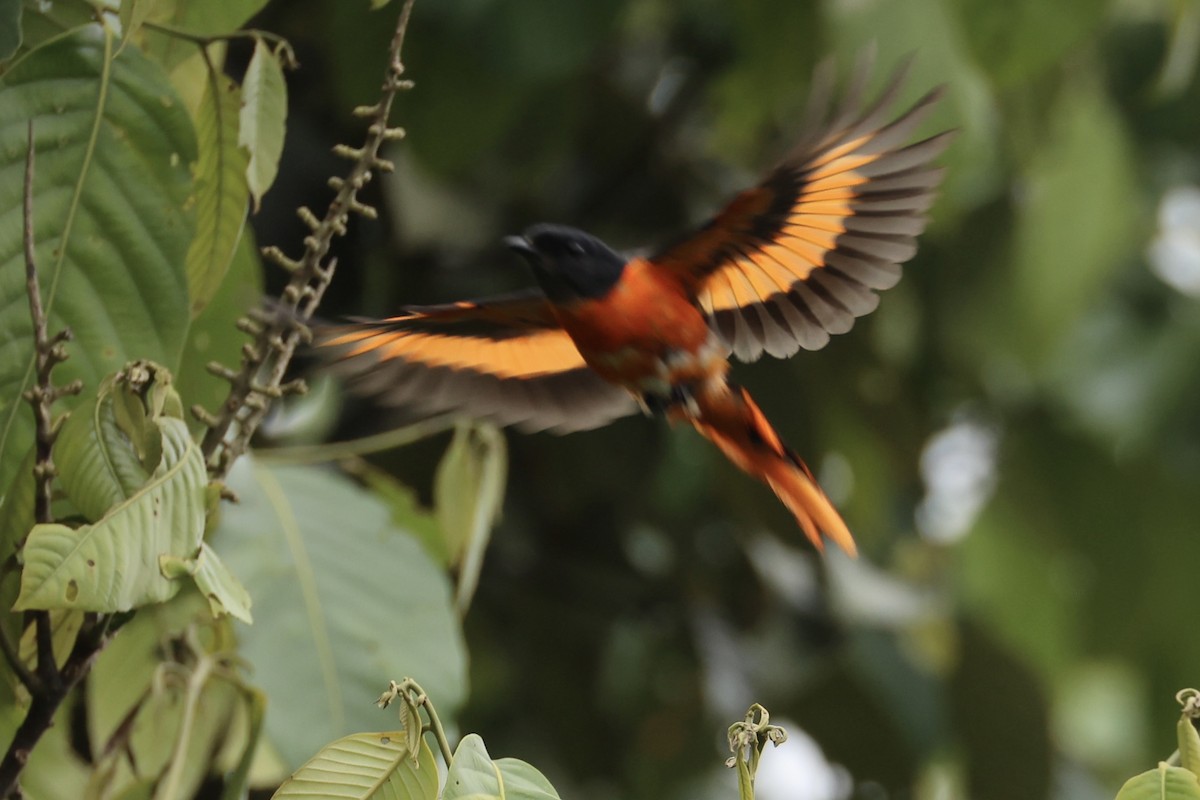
[316,60,952,556]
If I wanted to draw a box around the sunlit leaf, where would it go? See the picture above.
[186,70,248,315]
[0,25,195,503]
[443,734,560,800]
[272,732,437,800]
[240,38,287,211]
[433,422,506,614]
[1115,764,1200,800]
[215,458,467,768]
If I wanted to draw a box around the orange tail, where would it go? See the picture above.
[685,383,857,557]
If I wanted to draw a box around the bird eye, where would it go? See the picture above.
[568,241,585,256]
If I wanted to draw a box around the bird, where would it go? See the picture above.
[314,58,952,556]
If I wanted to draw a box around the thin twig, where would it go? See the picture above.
[196,0,418,481]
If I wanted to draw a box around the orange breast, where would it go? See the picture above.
[553,258,712,386]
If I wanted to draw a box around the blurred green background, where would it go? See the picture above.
[248,0,1200,798]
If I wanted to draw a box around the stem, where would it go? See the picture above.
[418,690,454,767]
[141,21,297,66]
[258,413,456,464]
[156,653,215,800]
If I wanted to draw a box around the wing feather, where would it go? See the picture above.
[315,290,637,433]
[649,59,951,361]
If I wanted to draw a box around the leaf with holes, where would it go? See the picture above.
[272,732,438,800]
[160,542,252,623]
[15,414,208,612]
[0,25,194,504]
[443,735,560,800]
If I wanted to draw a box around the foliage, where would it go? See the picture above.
[0,0,1199,799]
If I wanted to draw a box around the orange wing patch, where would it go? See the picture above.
[324,325,587,380]
[315,291,638,434]
[651,58,952,362]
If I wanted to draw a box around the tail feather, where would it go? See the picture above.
[686,383,857,557]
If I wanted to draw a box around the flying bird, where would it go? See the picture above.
[316,59,952,556]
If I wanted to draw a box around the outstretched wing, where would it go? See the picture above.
[314,289,638,434]
[650,57,952,361]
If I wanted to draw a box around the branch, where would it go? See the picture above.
[196,0,418,480]
[0,123,88,800]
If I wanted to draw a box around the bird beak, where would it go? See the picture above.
[504,235,536,260]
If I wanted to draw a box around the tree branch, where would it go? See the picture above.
[196,0,419,480]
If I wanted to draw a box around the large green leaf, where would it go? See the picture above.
[272,733,438,800]
[0,25,195,501]
[443,734,560,800]
[215,459,467,768]
[1116,765,1200,800]
[186,70,248,315]
[240,38,287,211]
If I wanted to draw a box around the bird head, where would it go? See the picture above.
[505,224,626,302]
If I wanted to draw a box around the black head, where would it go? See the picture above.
[504,224,626,303]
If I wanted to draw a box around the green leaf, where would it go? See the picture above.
[0,0,20,61]
[139,0,272,71]
[1115,765,1200,800]
[119,0,160,48]
[53,380,163,523]
[1180,717,1200,776]
[957,0,1107,86]
[272,733,438,800]
[0,25,195,501]
[433,422,507,614]
[186,70,248,315]
[240,38,287,211]
[1010,77,1138,364]
[443,734,560,800]
[345,460,443,565]
[3,0,94,64]
[86,590,243,799]
[220,687,266,800]
[160,542,253,623]
[214,458,467,768]
[16,415,208,612]
[18,608,82,671]
[175,226,263,435]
